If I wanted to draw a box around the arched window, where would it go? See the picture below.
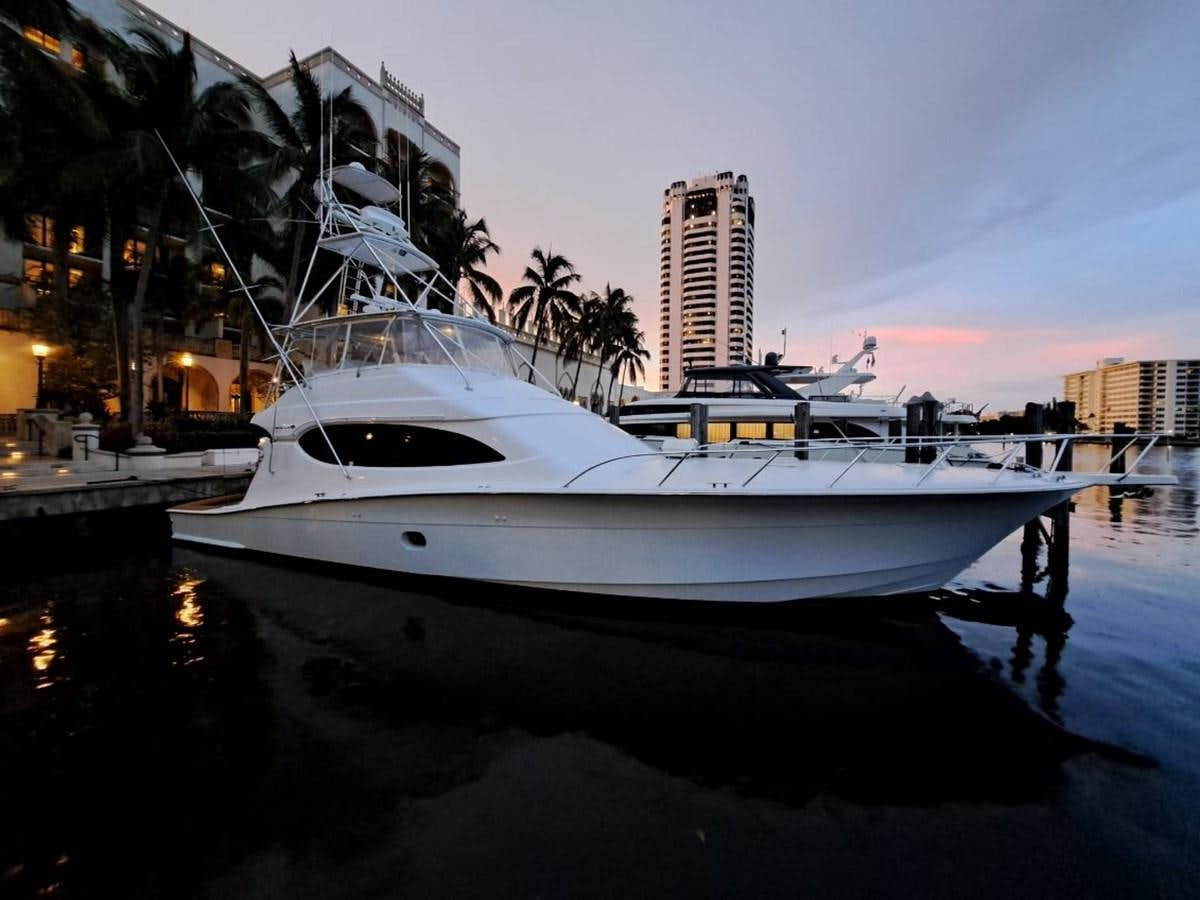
[299,424,504,467]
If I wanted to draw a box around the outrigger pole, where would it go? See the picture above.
[155,130,352,479]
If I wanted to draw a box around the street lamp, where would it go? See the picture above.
[180,353,194,412]
[31,343,50,408]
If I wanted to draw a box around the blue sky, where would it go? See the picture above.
[150,0,1200,405]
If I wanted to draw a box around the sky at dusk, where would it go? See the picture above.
[149,0,1200,407]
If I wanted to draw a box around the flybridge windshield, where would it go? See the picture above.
[288,312,518,378]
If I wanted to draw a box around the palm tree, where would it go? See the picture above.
[556,291,600,400]
[507,247,581,383]
[427,209,502,319]
[610,328,650,410]
[103,28,256,437]
[589,284,636,406]
[196,142,286,413]
[380,142,455,253]
[239,51,377,317]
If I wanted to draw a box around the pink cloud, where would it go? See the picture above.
[875,326,989,346]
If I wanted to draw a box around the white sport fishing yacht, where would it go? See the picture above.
[168,156,1172,603]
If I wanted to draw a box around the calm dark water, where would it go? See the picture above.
[0,446,1197,898]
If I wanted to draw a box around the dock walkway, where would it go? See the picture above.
[1,440,253,522]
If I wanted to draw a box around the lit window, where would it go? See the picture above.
[23,259,52,295]
[71,46,86,70]
[23,27,61,55]
[24,214,53,247]
[206,260,227,283]
[26,216,85,253]
[123,239,147,268]
[22,259,83,294]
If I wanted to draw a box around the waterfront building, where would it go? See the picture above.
[0,0,460,416]
[1063,357,1200,438]
[657,172,755,392]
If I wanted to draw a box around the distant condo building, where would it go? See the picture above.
[1063,357,1200,438]
[658,172,754,392]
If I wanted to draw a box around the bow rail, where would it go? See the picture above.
[561,432,1176,490]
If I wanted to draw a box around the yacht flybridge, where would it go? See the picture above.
[167,154,1175,603]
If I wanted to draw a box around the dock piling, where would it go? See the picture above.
[1110,422,1134,475]
[905,397,922,464]
[689,403,709,446]
[793,401,811,460]
[1024,402,1044,469]
[1055,401,1076,471]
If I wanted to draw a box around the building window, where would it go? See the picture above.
[123,239,147,268]
[25,215,84,253]
[71,46,86,70]
[23,259,84,295]
[684,188,717,219]
[205,260,227,284]
[23,26,61,55]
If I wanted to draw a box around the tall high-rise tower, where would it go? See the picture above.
[658,172,755,391]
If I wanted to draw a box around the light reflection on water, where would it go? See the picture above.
[171,575,207,666]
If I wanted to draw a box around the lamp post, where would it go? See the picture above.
[180,353,194,412]
[31,343,49,408]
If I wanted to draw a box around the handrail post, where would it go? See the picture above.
[1106,422,1134,475]
[1120,434,1159,482]
[741,449,783,487]
[658,450,693,487]
[828,446,870,487]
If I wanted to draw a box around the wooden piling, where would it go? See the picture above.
[689,403,709,446]
[1024,402,1044,469]
[905,397,922,464]
[793,401,811,460]
[1110,421,1133,475]
[1056,400,1076,471]
[919,393,940,463]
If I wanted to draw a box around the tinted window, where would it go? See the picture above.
[299,424,504,467]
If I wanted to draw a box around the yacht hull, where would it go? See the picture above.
[170,489,1074,602]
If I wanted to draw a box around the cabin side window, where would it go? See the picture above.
[298,424,505,467]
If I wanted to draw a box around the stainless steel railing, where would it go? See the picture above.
[561,432,1166,490]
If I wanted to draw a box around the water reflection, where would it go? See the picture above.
[941,445,1199,733]
[1071,445,1199,537]
[171,575,206,666]
[0,561,272,900]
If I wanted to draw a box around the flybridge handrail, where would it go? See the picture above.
[561,432,1172,490]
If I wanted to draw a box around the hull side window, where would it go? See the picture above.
[299,424,504,467]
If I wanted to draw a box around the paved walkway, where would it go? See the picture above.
[1,437,254,521]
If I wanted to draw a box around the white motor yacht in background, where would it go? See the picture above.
[618,335,980,449]
[167,154,1173,603]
